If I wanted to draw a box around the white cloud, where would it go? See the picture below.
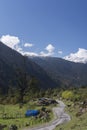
[58,50,63,54]
[0,35,38,57]
[64,48,87,63]
[45,44,55,53]
[22,51,39,57]
[0,35,20,49]
[24,43,33,47]
[39,44,55,57]
[0,35,56,57]
[40,51,53,57]
[15,45,23,53]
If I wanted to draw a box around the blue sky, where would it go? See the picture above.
[0,0,87,63]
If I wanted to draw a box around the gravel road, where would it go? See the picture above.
[23,100,71,130]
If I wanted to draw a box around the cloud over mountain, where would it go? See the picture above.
[0,35,55,57]
[22,51,39,56]
[40,44,55,57]
[0,35,20,49]
[64,48,87,63]
[1,35,87,63]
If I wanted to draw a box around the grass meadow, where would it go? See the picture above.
[0,100,54,130]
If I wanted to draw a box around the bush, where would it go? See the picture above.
[62,90,74,100]
[9,125,18,130]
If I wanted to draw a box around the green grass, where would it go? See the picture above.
[0,101,54,130]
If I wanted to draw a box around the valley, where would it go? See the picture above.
[0,42,87,130]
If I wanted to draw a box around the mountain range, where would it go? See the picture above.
[0,41,87,94]
[29,56,87,87]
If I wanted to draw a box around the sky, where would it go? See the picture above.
[0,0,87,63]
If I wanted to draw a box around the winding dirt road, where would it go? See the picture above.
[23,100,71,130]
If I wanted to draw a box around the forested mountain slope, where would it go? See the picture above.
[0,42,56,94]
[30,57,87,87]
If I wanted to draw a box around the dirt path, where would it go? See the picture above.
[23,100,71,130]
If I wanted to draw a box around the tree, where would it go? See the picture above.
[16,69,30,103]
[28,77,40,98]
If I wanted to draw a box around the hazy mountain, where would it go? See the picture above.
[0,42,56,93]
[29,56,87,87]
